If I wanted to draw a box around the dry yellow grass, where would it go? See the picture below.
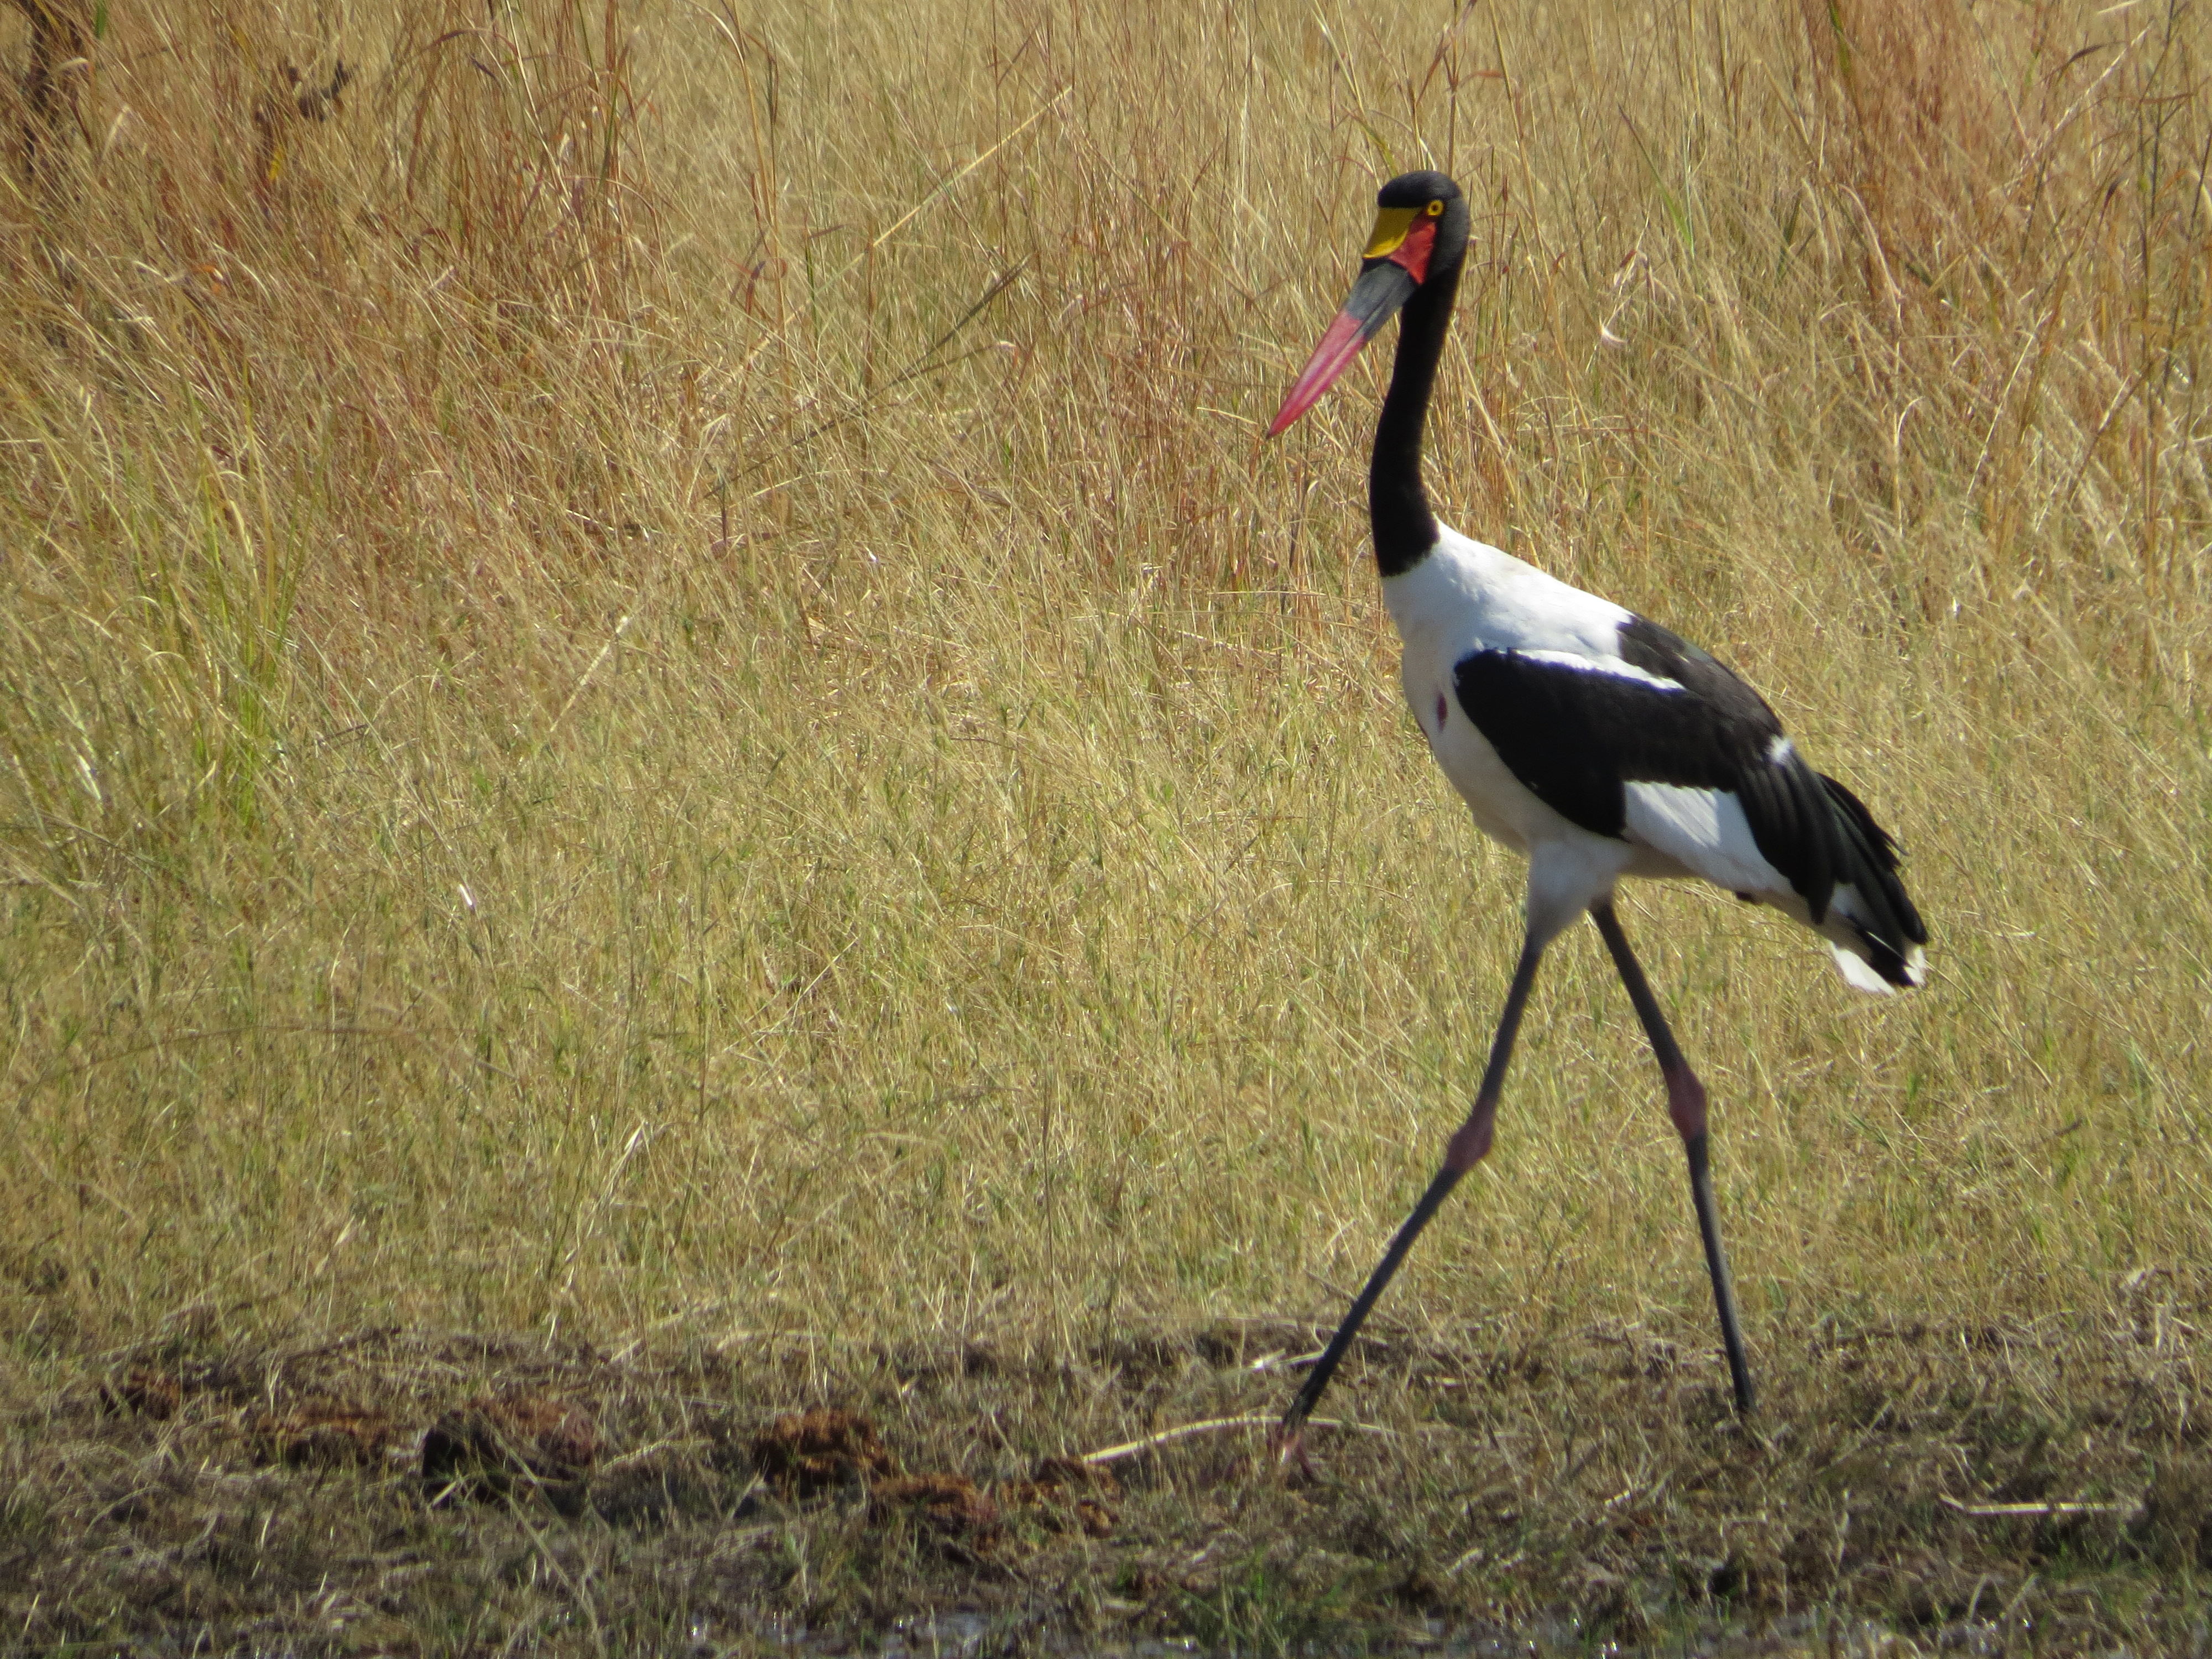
[3,0,2210,1647]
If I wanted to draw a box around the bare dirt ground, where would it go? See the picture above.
[7,1296,2208,1656]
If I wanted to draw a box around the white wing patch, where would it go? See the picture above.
[1622,782,1787,894]
[1512,648,1684,692]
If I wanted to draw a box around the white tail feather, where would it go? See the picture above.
[1829,942,1896,994]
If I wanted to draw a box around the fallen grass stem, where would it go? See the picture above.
[1074,1414,1393,1465]
[1938,1494,2143,1519]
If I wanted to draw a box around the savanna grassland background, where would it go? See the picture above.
[4,0,2212,1652]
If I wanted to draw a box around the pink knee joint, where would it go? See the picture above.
[1665,1065,1708,1141]
[1445,1117,1494,1172]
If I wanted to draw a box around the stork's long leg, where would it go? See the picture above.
[1278,932,1547,1447]
[1589,899,1755,1414]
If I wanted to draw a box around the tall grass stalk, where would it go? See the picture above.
[3,0,2209,1376]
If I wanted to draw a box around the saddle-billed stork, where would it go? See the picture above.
[1265,171,1926,1453]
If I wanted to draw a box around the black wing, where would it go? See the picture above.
[1451,615,1845,921]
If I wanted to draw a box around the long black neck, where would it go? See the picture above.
[1369,260,1462,578]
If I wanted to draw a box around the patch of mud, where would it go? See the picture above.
[752,1406,899,1496]
[100,1365,183,1420]
[249,1400,398,1467]
[422,1394,599,1506]
[1002,1454,1119,1537]
[870,1473,1002,1543]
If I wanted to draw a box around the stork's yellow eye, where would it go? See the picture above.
[1425,199,1444,217]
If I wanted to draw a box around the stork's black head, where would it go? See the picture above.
[1269,171,1470,436]
[1375,169,1463,213]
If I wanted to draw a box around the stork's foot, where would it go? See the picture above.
[1267,1420,1318,1483]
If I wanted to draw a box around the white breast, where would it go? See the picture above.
[1381,525,1634,851]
